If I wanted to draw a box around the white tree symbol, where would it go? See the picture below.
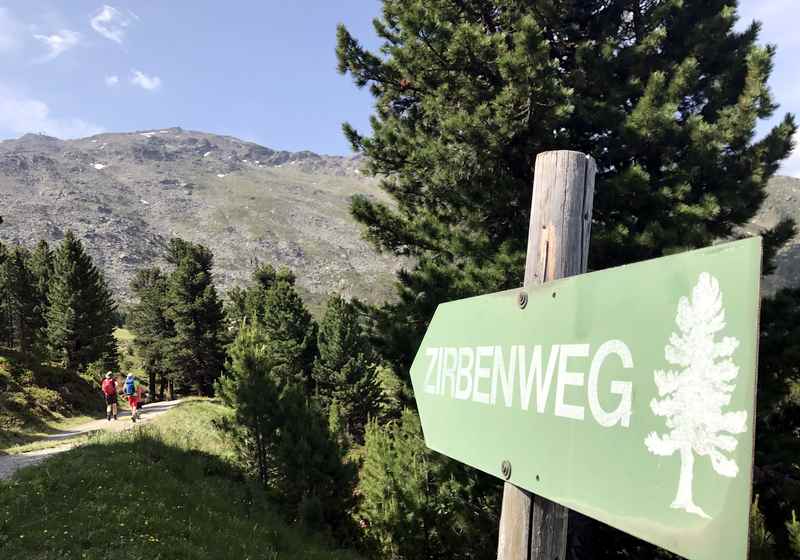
[644,272,748,519]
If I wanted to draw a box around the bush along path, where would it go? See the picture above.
[0,399,181,480]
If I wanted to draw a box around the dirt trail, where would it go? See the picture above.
[0,400,181,481]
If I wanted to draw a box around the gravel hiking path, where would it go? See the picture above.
[0,400,182,481]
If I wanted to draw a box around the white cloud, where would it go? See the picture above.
[33,30,80,61]
[90,5,136,44]
[0,86,103,139]
[130,70,161,91]
[0,7,24,52]
[105,75,119,87]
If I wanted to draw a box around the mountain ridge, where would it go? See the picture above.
[0,128,398,307]
[0,128,796,307]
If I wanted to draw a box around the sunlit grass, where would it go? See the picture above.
[113,328,136,342]
[0,350,103,451]
[0,400,363,560]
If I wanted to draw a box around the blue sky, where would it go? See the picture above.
[0,1,797,176]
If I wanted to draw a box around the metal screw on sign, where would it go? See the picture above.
[517,291,528,309]
[501,460,512,480]
[498,151,596,560]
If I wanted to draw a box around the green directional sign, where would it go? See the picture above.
[410,238,761,560]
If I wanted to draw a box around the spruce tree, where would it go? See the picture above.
[164,238,225,395]
[46,231,118,371]
[337,0,796,371]
[129,267,174,399]
[313,295,383,443]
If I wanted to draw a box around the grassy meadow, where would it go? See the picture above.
[0,399,364,560]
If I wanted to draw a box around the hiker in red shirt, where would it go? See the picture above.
[101,371,118,421]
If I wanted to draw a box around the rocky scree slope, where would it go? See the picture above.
[741,174,800,294]
[0,128,400,305]
[0,128,796,304]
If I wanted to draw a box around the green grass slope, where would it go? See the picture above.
[0,400,363,560]
[114,328,145,379]
[0,349,103,449]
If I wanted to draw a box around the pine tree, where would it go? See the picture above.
[3,246,43,355]
[358,410,499,559]
[786,511,800,558]
[756,287,800,455]
[272,386,356,531]
[313,295,383,443]
[224,285,249,331]
[327,398,350,449]
[217,325,356,532]
[129,267,174,399]
[339,4,797,557]
[375,363,408,421]
[217,325,285,486]
[224,264,315,391]
[46,231,118,371]
[29,240,54,302]
[252,262,282,291]
[0,242,13,347]
[164,238,225,395]
[337,0,796,372]
[28,240,54,356]
[251,266,296,324]
[257,271,317,391]
[753,287,800,557]
[83,259,119,372]
[750,496,777,560]
[224,264,293,331]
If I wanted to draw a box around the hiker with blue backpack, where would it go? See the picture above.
[122,373,143,422]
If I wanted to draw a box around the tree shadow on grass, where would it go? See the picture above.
[0,417,363,559]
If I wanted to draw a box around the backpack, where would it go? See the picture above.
[102,378,116,396]
[123,378,136,396]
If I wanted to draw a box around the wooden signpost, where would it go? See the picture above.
[409,150,761,560]
[499,150,596,560]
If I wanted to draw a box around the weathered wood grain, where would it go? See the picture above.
[497,150,597,560]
